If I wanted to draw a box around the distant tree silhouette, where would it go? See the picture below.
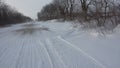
[38,3,62,21]
[0,1,32,26]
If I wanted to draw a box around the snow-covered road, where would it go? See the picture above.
[0,21,120,68]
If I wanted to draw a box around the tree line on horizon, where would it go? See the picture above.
[37,0,120,28]
[0,0,120,29]
[0,0,32,26]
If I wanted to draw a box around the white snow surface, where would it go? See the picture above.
[0,21,120,68]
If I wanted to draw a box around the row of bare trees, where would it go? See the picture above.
[38,0,76,21]
[38,0,120,27]
[88,0,120,27]
[0,0,32,26]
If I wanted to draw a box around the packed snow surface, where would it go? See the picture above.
[0,21,120,68]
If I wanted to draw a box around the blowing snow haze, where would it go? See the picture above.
[5,0,52,19]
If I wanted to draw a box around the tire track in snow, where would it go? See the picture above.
[8,36,24,68]
[38,38,67,68]
[31,36,43,68]
[13,34,34,68]
[35,30,54,68]
[0,33,20,61]
[15,35,28,68]
[38,40,54,68]
[0,34,16,58]
[45,38,68,68]
[0,33,24,68]
[57,36,106,68]
[8,34,26,68]
[30,35,35,68]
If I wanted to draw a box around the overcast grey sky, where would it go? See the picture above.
[5,0,52,19]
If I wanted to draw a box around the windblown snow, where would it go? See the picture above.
[0,21,120,68]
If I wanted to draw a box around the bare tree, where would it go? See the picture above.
[69,0,75,19]
[53,0,76,19]
[79,0,91,20]
[54,0,69,15]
